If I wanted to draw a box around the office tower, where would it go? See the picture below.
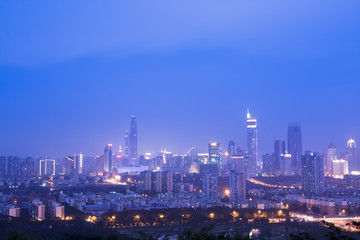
[262,153,274,175]
[78,153,83,174]
[209,142,222,169]
[230,155,245,172]
[7,156,19,181]
[346,138,357,173]
[162,171,173,192]
[288,123,303,175]
[39,159,56,176]
[21,157,35,178]
[279,153,293,176]
[229,171,246,206]
[332,159,349,178]
[274,140,286,172]
[326,143,336,175]
[124,130,130,158]
[202,173,218,200]
[104,144,113,173]
[246,109,258,176]
[226,141,236,169]
[95,155,104,175]
[301,151,324,195]
[129,115,138,165]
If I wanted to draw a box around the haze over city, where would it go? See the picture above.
[1,1,360,158]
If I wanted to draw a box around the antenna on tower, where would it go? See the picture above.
[247,108,250,119]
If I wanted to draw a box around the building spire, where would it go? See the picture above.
[247,108,250,119]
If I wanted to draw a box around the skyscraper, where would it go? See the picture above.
[209,142,222,169]
[288,123,303,175]
[229,171,246,207]
[279,153,293,176]
[301,151,324,195]
[226,141,236,170]
[246,109,258,176]
[104,144,113,173]
[124,130,129,158]
[129,115,138,166]
[346,138,357,173]
[274,140,286,173]
[326,143,336,175]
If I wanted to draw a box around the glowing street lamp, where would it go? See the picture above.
[209,213,215,219]
[224,189,230,197]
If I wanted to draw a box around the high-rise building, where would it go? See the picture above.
[0,156,5,179]
[288,123,303,175]
[21,157,35,179]
[226,141,236,170]
[230,155,245,173]
[209,142,221,169]
[229,171,246,207]
[301,151,324,195]
[246,109,258,176]
[141,170,152,192]
[326,143,336,175]
[124,130,130,158]
[152,171,162,193]
[162,171,173,192]
[274,140,286,173]
[202,173,218,200]
[262,153,274,175]
[332,159,349,178]
[129,115,138,165]
[279,153,293,176]
[7,156,20,181]
[346,138,357,173]
[39,159,56,176]
[104,144,113,173]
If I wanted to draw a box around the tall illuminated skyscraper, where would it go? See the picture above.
[246,109,258,176]
[326,143,336,175]
[129,115,138,165]
[104,144,113,173]
[288,123,303,175]
[346,138,358,172]
[209,142,222,169]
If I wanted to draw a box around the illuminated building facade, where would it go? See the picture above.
[326,143,336,175]
[104,144,113,173]
[39,159,56,176]
[332,159,349,178]
[208,142,222,169]
[346,138,358,173]
[246,109,258,176]
[279,153,293,176]
[129,115,138,166]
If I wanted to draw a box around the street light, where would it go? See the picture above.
[209,213,215,219]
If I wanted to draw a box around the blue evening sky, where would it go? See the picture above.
[0,1,360,158]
